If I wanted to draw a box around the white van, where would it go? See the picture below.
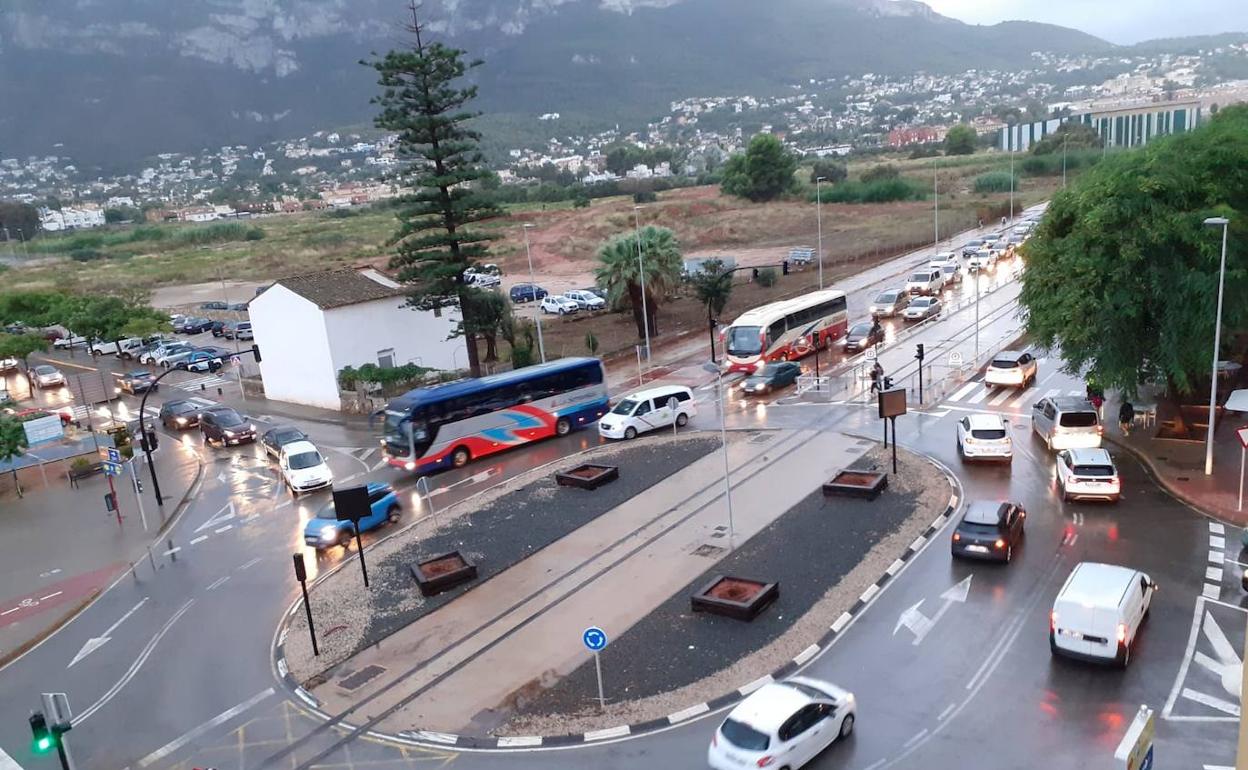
[905,268,944,296]
[1050,562,1156,667]
[597,385,696,440]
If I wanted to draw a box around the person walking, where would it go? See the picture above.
[1118,401,1135,436]
[870,361,884,395]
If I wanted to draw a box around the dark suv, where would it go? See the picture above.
[199,407,256,447]
[509,283,548,303]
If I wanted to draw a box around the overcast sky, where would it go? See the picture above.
[921,0,1248,44]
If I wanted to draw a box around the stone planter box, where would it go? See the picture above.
[823,469,888,500]
[555,463,619,490]
[691,575,779,622]
[410,551,478,597]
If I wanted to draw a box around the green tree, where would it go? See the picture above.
[1020,105,1248,433]
[462,290,512,363]
[0,333,48,368]
[809,159,848,185]
[944,124,978,156]
[0,414,27,464]
[720,134,798,202]
[690,259,735,358]
[61,295,164,345]
[366,5,503,378]
[595,225,683,339]
[0,202,40,242]
[584,332,599,356]
[0,291,70,327]
[1029,122,1103,155]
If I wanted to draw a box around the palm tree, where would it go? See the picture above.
[595,225,683,340]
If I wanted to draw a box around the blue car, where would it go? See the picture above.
[302,482,401,549]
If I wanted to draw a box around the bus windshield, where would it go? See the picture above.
[726,326,762,356]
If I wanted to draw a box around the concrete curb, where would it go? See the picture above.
[271,445,964,752]
[1103,433,1243,529]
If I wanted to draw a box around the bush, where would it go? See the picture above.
[573,194,591,209]
[633,190,657,204]
[244,227,265,241]
[756,267,778,287]
[324,208,357,219]
[860,164,900,184]
[337,362,430,393]
[70,248,104,262]
[973,171,1018,194]
[511,345,535,368]
[815,178,926,204]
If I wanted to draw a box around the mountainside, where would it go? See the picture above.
[0,0,1113,165]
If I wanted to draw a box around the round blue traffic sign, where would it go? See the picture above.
[582,626,608,651]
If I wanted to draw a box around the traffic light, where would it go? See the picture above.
[29,711,55,754]
[915,343,925,362]
[782,260,790,276]
[883,376,894,390]
[251,344,262,363]
[104,492,116,512]
[135,477,144,494]
[141,430,158,452]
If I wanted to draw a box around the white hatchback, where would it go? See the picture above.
[540,296,580,315]
[598,386,695,439]
[708,677,856,770]
[1055,447,1120,502]
[956,413,1012,462]
[280,441,334,496]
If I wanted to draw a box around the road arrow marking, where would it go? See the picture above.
[217,470,229,484]
[68,597,148,668]
[893,575,972,645]
[194,501,236,533]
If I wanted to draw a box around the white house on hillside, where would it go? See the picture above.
[249,268,461,410]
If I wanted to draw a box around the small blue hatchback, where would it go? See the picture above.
[302,482,401,549]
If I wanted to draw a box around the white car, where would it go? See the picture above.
[154,345,195,368]
[938,261,962,285]
[1055,447,1120,502]
[279,441,334,495]
[53,335,87,350]
[463,268,501,288]
[563,290,605,311]
[598,386,696,440]
[30,364,66,389]
[902,296,941,321]
[956,413,1012,462]
[540,296,580,315]
[0,357,17,372]
[967,249,997,272]
[984,350,1037,389]
[905,268,944,296]
[708,677,856,770]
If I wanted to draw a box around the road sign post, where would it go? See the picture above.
[293,553,318,657]
[1114,704,1154,770]
[1237,427,1248,511]
[334,485,372,588]
[582,626,608,711]
[100,458,124,528]
[129,458,148,531]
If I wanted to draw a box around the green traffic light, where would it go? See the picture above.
[33,735,52,753]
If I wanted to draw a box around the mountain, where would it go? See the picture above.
[0,0,1114,166]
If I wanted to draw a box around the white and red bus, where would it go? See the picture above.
[721,289,849,373]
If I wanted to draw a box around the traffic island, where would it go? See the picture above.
[411,551,478,597]
[691,576,779,621]
[823,469,888,499]
[554,463,619,490]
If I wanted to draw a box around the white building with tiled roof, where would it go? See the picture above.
[249,268,461,409]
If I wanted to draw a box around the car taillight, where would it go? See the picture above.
[757,756,775,768]
[1096,425,1104,435]
[952,532,961,542]
[1050,610,1058,630]
[1117,623,1127,643]
[711,733,717,747]
[994,539,1006,549]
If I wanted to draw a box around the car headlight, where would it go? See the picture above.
[319,525,339,541]
[404,461,416,471]
[249,423,256,431]
[224,429,237,437]
[176,417,188,425]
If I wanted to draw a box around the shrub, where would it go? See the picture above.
[585,332,599,355]
[70,248,104,262]
[244,227,265,241]
[815,178,926,204]
[324,208,357,219]
[633,190,658,204]
[573,194,591,209]
[973,171,1018,194]
[756,267,778,287]
[860,164,900,184]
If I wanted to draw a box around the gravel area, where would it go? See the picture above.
[283,434,720,683]
[500,444,952,736]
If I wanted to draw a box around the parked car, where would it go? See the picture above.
[868,289,910,318]
[140,342,185,365]
[905,268,944,296]
[463,268,501,288]
[261,425,310,459]
[228,302,249,312]
[234,322,253,341]
[0,357,17,373]
[53,335,88,350]
[200,301,228,310]
[303,482,401,549]
[1031,396,1102,451]
[985,350,1038,389]
[196,345,237,362]
[199,406,256,447]
[118,370,158,394]
[582,286,607,300]
[1050,562,1155,667]
[597,385,696,440]
[707,677,856,770]
[177,317,214,334]
[540,296,580,315]
[177,351,224,373]
[159,399,201,429]
[956,413,1012,462]
[1055,448,1121,502]
[509,283,548,303]
[90,338,132,356]
[279,440,334,496]
[842,321,884,353]
[220,321,239,339]
[739,361,802,395]
[155,345,197,368]
[902,296,941,321]
[564,289,606,311]
[30,364,65,388]
[951,500,1025,562]
[210,320,228,337]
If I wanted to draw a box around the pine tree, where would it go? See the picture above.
[366,2,503,377]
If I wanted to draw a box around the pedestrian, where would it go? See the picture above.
[870,316,883,341]
[1119,401,1135,435]
[1000,215,1007,228]
[870,362,884,394]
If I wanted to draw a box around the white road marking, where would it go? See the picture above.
[194,501,236,533]
[1066,390,1083,397]
[39,568,63,579]
[793,644,820,665]
[0,607,18,617]
[886,558,904,576]
[1210,522,1226,535]
[967,387,990,404]
[206,576,230,591]
[276,500,292,510]
[1211,535,1226,549]
[415,730,458,745]
[1041,388,1061,399]
[73,599,195,726]
[1207,567,1225,582]
[497,736,542,747]
[937,703,956,721]
[831,612,853,633]
[1181,688,1241,717]
[39,591,63,602]
[903,728,929,748]
[584,726,630,741]
[68,597,149,668]
[214,525,233,534]
[371,459,389,472]
[988,389,1012,406]
[738,675,774,696]
[1210,550,1225,564]
[1204,583,1222,599]
[859,584,880,603]
[1008,388,1036,407]
[189,536,208,546]
[163,547,182,556]
[136,687,274,767]
[949,382,979,402]
[238,557,262,571]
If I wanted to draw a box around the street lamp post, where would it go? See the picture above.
[633,206,651,362]
[974,267,981,363]
[815,176,825,289]
[1009,144,1015,224]
[702,362,736,549]
[1204,216,1230,476]
[522,223,546,364]
[933,158,939,248]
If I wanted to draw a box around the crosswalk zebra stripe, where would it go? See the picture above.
[967,387,991,404]
[1067,390,1083,397]
[1041,388,1061,400]
[988,389,1013,406]
[950,381,980,401]
[1009,388,1036,408]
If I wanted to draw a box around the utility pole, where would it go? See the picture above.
[815,176,825,289]
[933,158,939,248]
[633,206,651,362]
[522,223,546,363]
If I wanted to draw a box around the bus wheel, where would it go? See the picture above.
[555,417,571,436]
[451,446,470,468]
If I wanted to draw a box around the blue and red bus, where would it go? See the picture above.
[381,357,609,472]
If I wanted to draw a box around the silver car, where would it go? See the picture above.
[868,289,910,317]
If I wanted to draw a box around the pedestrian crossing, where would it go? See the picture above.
[172,373,232,393]
[943,381,1087,413]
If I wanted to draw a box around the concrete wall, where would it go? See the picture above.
[249,285,339,409]
[323,297,461,375]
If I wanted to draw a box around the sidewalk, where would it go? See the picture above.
[1105,394,1248,529]
[0,436,204,666]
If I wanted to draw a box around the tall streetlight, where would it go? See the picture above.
[974,266,981,363]
[1008,142,1015,224]
[633,205,651,362]
[701,361,736,549]
[932,157,939,248]
[815,176,826,289]
[1203,216,1230,476]
[522,223,546,363]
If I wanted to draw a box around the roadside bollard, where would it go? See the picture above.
[167,538,176,562]
[147,545,157,572]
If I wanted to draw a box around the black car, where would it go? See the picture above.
[200,301,227,310]
[178,317,214,334]
[961,239,986,258]
[262,425,310,459]
[843,321,884,353]
[118,370,158,394]
[220,321,239,339]
[951,500,1025,562]
[229,302,249,311]
[210,320,228,337]
[509,283,548,303]
[159,399,202,429]
[739,361,802,395]
[199,406,256,447]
